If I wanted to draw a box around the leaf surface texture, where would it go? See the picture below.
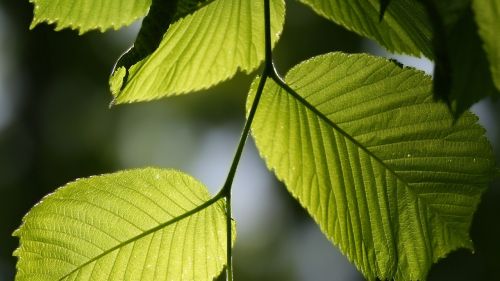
[297,0,433,57]
[30,0,151,33]
[14,168,230,281]
[114,0,214,73]
[110,0,286,104]
[249,53,495,280]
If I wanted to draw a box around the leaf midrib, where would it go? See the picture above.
[57,195,224,281]
[272,75,472,228]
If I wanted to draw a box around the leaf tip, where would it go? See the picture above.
[109,66,127,98]
[12,228,21,238]
[29,20,39,30]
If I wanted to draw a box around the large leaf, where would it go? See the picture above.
[297,0,433,57]
[30,0,151,33]
[110,0,286,104]
[14,168,232,281]
[472,0,500,91]
[249,53,495,280]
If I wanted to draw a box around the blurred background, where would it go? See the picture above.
[0,1,499,280]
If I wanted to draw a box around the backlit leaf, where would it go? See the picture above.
[379,0,391,21]
[110,0,286,104]
[298,0,433,57]
[30,0,151,33]
[14,168,232,281]
[249,53,495,280]
[115,0,214,73]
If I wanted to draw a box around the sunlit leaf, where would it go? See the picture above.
[298,0,433,57]
[14,168,232,281]
[30,0,151,33]
[115,0,213,72]
[249,53,495,280]
[110,0,286,104]
[472,0,500,91]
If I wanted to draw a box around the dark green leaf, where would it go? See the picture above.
[379,0,392,21]
[472,0,500,91]
[421,0,499,116]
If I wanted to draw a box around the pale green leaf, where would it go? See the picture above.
[30,0,151,33]
[472,0,500,91]
[249,53,495,280]
[14,168,232,281]
[115,0,214,72]
[110,0,286,104]
[298,0,433,57]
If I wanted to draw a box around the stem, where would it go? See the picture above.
[220,70,268,281]
[219,0,274,279]
[264,0,273,67]
[225,193,233,281]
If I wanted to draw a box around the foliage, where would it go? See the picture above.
[14,168,232,281]
[249,53,494,280]
[13,0,499,280]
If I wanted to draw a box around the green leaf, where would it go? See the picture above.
[443,8,498,116]
[297,0,433,57]
[30,0,151,34]
[110,0,286,104]
[248,53,495,280]
[379,0,391,21]
[14,168,232,281]
[423,1,499,116]
[115,0,213,73]
[472,0,500,91]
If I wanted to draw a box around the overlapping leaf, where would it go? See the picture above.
[30,0,151,33]
[297,0,433,57]
[114,0,214,73]
[249,53,495,280]
[472,0,500,91]
[14,168,232,281]
[422,1,499,116]
[110,0,286,104]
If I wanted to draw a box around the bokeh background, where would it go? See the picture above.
[0,1,499,280]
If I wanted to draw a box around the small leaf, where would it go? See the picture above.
[110,0,286,104]
[14,168,233,281]
[30,0,151,34]
[472,0,500,91]
[249,53,496,280]
[298,0,433,57]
